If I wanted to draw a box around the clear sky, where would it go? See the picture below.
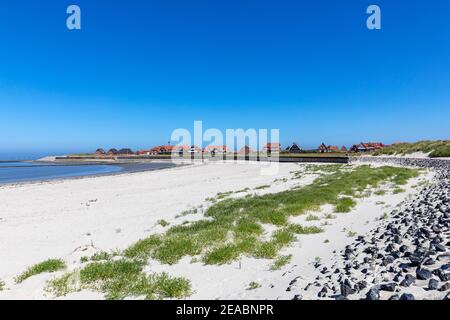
[0,0,449,154]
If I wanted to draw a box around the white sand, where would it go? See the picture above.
[374,152,431,159]
[0,161,431,300]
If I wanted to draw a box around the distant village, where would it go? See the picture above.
[92,142,387,157]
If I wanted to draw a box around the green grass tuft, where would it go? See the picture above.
[123,235,162,260]
[287,224,323,234]
[247,281,261,290]
[47,260,191,300]
[393,188,406,194]
[270,254,293,270]
[305,214,320,221]
[157,219,170,227]
[347,230,357,237]
[16,259,66,283]
[334,197,357,213]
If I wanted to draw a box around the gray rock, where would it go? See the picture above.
[380,283,396,292]
[366,288,380,300]
[440,282,450,292]
[428,279,439,290]
[399,293,415,300]
[416,268,433,280]
[400,274,416,287]
[340,283,355,297]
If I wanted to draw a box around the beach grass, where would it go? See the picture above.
[305,214,320,221]
[372,140,450,158]
[123,165,418,267]
[81,251,120,263]
[247,281,261,290]
[48,259,191,300]
[334,197,357,213]
[0,280,5,291]
[270,254,293,271]
[16,259,66,283]
[157,219,170,227]
[393,187,406,194]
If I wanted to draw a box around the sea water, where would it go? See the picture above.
[0,162,123,184]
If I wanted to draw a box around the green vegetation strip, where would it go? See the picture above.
[48,260,191,300]
[124,165,418,266]
[16,259,66,283]
[373,140,450,158]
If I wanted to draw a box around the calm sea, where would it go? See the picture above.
[0,162,123,184]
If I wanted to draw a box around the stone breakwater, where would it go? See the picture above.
[289,157,450,300]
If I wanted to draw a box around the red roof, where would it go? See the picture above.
[204,145,229,152]
[263,143,281,151]
[264,143,281,148]
[239,146,253,153]
[362,142,385,149]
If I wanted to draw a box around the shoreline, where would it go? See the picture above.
[0,160,181,188]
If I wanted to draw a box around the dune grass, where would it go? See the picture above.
[16,259,66,283]
[0,280,5,291]
[270,254,293,271]
[334,197,357,213]
[247,281,261,290]
[393,188,406,194]
[80,250,120,263]
[123,165,418,266]
[305,214,320,221]
[157,219,170,227]
[373,140,450,158]
[48,259,191,300]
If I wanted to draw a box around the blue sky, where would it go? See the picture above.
[0,0,449,154]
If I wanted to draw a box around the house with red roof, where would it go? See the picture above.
[328,145,339,152]
[138,145,189,155]
[95,148,106,156]
[262,143,281,153]
[350,142,385,152]
[239,145,253,154]
[203,145,229,155]
[318,143,339,153]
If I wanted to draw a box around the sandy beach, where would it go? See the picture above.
[0,159,439,300]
